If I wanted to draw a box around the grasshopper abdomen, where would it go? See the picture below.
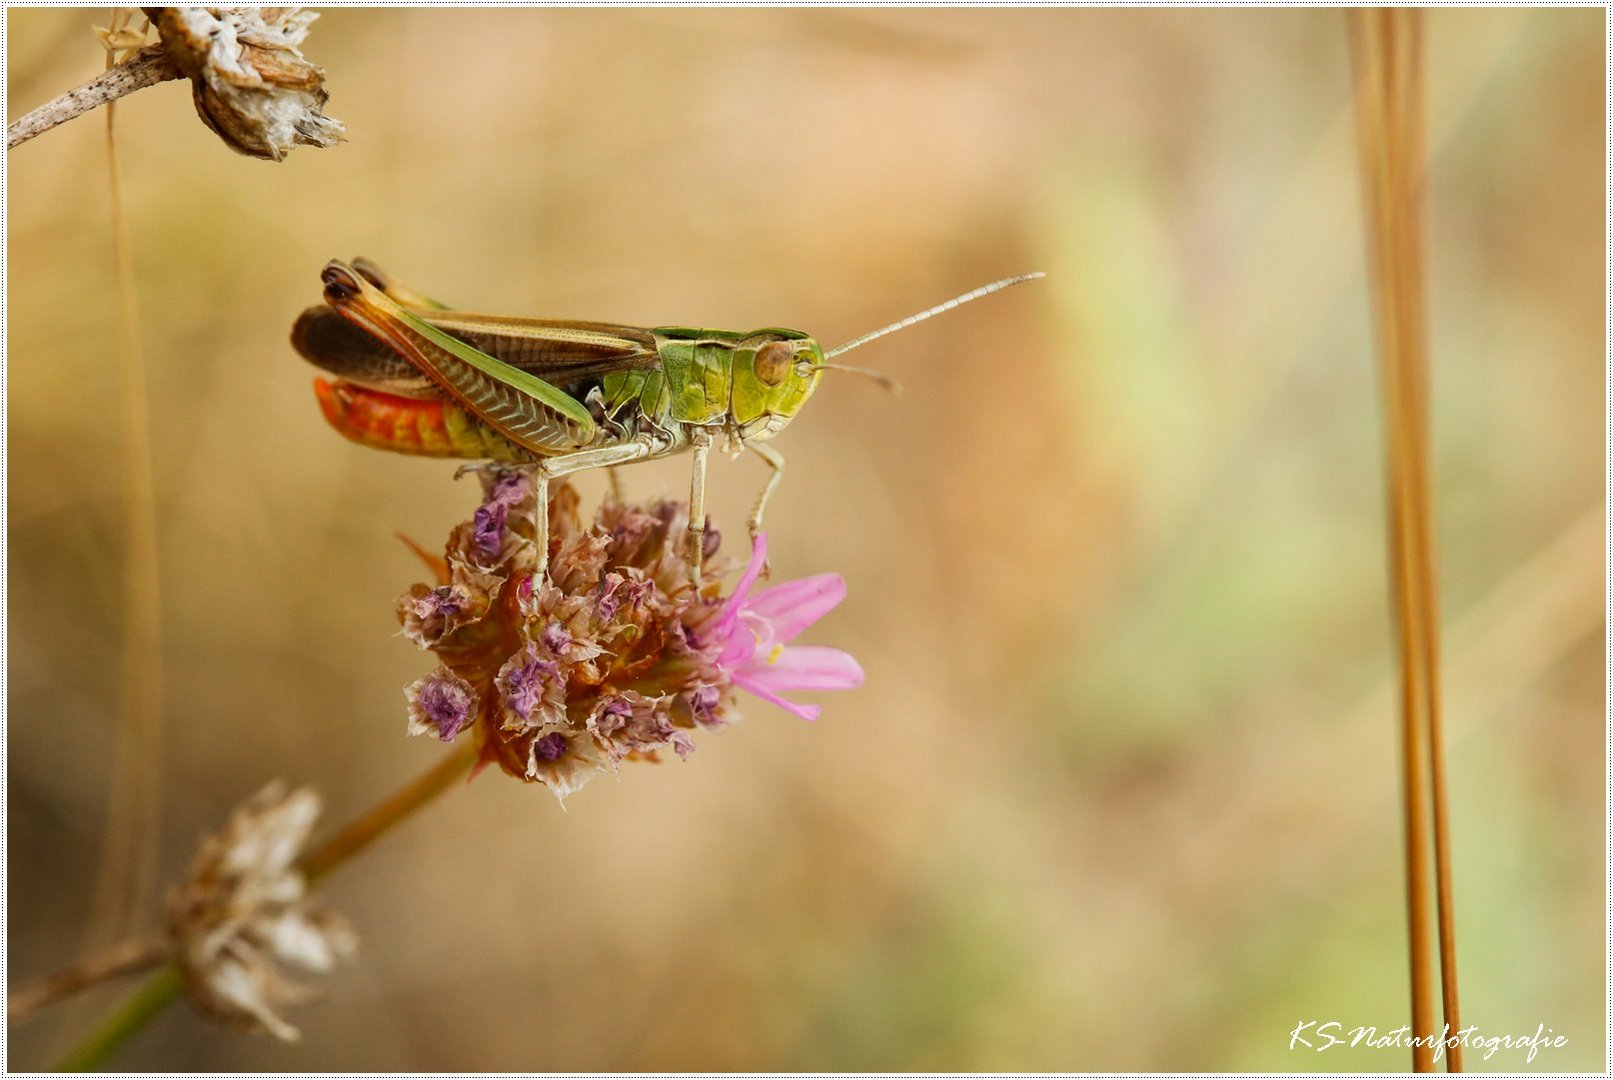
[312,377,533,462]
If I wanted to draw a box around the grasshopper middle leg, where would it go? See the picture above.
[685,428,713,584]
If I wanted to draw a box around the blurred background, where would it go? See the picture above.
[6,7,1604,1071]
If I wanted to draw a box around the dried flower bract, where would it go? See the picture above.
[399,468,863,804]
[156,7,344,160]
[167,782,355,1040]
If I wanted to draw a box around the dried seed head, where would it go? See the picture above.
[156,8,344,160]
[405,669,479,742]
[394,467,862,804]
[166,782,355,1040]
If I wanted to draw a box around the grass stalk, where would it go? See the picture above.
[1348,9,1463,1071]
[82,9,167,966]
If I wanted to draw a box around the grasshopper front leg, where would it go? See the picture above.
[746,443,785,541]
[746,443,785,577]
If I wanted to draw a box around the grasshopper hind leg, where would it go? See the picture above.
[350,258,448,310]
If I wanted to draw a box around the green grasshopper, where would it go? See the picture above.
[295,259,1043,581]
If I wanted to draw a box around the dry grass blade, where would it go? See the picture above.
[1348,9,1462,1072]
[82,4,166,971]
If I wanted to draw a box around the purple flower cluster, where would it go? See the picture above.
[397,468,862,803]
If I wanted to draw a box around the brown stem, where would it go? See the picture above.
[298,739,481,884]
[8,937,168,1024]
[1351,13,1436,1070]
[1348,9,1461,1071]
[1393,15,1464,1068]
[1398,21,1463,1065]
[7,44,182,150]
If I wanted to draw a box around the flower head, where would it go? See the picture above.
[166,782,355,1041]
[395,468,862,803]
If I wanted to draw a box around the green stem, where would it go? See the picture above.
[54,741,480,1069]
[55,966,180,1072]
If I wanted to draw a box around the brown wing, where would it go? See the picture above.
[425,312,660,383]
[293,307,659,397]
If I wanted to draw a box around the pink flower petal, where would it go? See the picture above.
[715,532,770,634]
[717,623,757,670]
[743,573,848,644]
[740,645,864,692]
[733,672,822,722]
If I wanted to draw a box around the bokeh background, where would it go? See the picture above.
[6,7,1605,1071]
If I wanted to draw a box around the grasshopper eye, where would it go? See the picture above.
[754,341,793,387]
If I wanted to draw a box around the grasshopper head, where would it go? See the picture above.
[732,331,825,442]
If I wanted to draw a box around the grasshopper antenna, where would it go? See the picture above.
[824,271,1045,360]
[815,362,905,394]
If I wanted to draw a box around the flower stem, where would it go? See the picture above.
[52,742,480,1068]
[7,44,182,150]
[299,738,481,884]
[55,965,181,1072]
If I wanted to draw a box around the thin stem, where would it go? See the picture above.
[84,21,168,959]
[1398,14,1465,1066]
[1349,17,1434,1070]
[299,738,481,884]
[1348,9,1461,1071]
[52,742,481,1068]
[7,44,181,150]
[10,938,167,1024]
[54,966,181,1073]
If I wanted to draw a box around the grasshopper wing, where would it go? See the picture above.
[321,261,598,455]
[420,312,660,384]
[294,306,660,396]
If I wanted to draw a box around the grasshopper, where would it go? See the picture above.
[295,259,1042,582]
